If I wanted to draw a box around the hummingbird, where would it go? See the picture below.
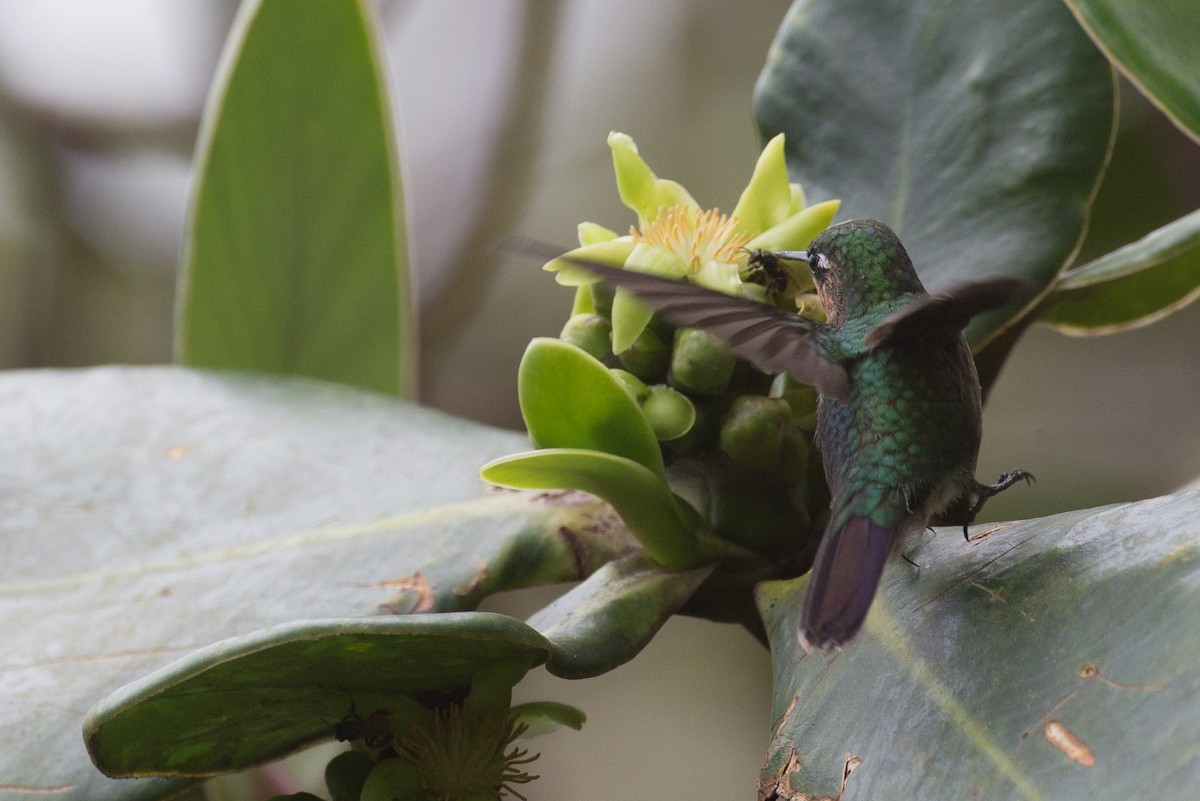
[549,219,1032,651]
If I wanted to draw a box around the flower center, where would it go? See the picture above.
[395,704,539,800]
[632,205,750,273]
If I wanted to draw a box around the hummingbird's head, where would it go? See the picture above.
[801,220,925,322]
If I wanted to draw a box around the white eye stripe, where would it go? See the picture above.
[809,253,831,279]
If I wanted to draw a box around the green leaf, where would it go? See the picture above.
[527,552,714,679]
[518,338,664,477]
[755,0,1115,346]
[757,488,1200,799]
[0,367,631,800]
[1037,208,1200,333]
[1063,0,1200,143]
[85,614,551,777]
[176,0,412,397]
[480,449,703,570]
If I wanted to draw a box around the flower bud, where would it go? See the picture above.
[589,280,615,318]
[669,328,736,396]
[777,428,811,487]
[360,758,428,801]
[711,475,811,558]
[719,396,791,469]
[770,373,819,431]
[609,368,649,402]
[664,399,714,456]
[325,750,376,801]
[617,326,669,381]
[641,385,696,441]
[559,313,612,362]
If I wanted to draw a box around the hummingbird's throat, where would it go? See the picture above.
[632,205,750,273]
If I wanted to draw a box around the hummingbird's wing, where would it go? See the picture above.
[864,278,1029,348]
[558,258,851,402]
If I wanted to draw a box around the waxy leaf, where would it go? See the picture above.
[528,552,714,679]
[518,338,664,476]
[755,0,1115,346]
[0,367,630,801]
[1038,208,1200,333]
[1064,0,1200,142]
[177,0,412,396]
[85,614,551,777]
[481,449,703,570]
[758,488,1200,800]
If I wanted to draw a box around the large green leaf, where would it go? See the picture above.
[1064,0,1200,143]
[755,0,1114,345]
[758,488,1200,800]
[1037,208,1200,333]
[0,367,628,801]
[176,0,412,397]
[85,614,550,777]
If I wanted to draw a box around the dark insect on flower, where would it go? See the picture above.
[744,248,806,294]
[331,703,393,749]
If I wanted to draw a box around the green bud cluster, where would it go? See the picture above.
[557,277,826,560]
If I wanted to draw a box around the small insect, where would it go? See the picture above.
[744,248,807,294]
[331,703,393,749]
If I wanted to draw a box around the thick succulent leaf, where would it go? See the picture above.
[1064,0,1200,143]
[0,366,631,801]
[1037,208,1200,333]
[758,488,1200,800]
[518,338,664,477]
[528,552,714,679]
[176,0,412,397]
[85,614,551,777]
[481,449,703,570]
[755,0,1114,346]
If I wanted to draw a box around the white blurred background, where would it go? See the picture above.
[0,1,1197,799]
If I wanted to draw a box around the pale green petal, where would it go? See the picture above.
[788,183,806,214]
[611,288,657,354]
[693,260,744,295]
[740,282,769,303]
[747,199,841,253]
[571,286,594,315]
[578,221,620,246]
[731,133,793,238]
[549,238,636,285]
[625,241,690,279]
[609,242,688,352]
[652,179,700,218]
[609,132,699,225]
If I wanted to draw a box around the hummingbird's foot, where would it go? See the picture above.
[962,469,1035,540]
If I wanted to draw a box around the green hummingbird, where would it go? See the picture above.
[552,219,1032,651]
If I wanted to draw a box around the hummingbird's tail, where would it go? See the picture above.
[799,514,894,652]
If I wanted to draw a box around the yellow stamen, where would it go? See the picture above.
[631,205,750,273]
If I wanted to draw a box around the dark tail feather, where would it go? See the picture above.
[799,515,894,652]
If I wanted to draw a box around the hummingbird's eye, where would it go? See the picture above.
[809,253,831,282]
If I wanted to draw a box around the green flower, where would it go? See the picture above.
[545,132,840,352]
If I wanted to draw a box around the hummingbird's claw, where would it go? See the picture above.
[962,469,1036,540]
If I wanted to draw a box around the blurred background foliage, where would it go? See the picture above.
[0,1,1196,799]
